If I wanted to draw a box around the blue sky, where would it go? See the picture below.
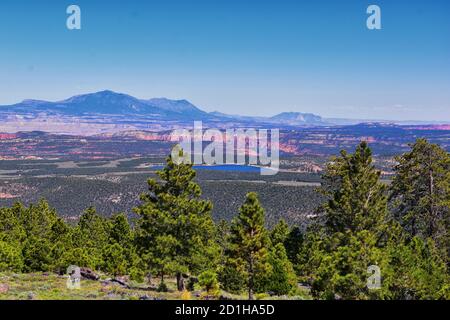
[0,0,449,120]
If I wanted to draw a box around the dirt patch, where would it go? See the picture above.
[0,192,18,199]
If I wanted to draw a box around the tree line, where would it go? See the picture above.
[0,138,449,299]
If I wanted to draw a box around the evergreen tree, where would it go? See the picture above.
[77,206,110,247]
[261,243,297,296]
[284,226,304,266]
[109,213,132,245]
[107,213,144,279]
[102,243,128,277]
[216,219,229,261]
[56,247,97,271]
[320,141,388,236]
[390,139,450,256]
[305,142,395,299]
[198,270,220,297]
[20,200,59,239]
[72,207,110,269]
[228,192,271,300]
[0,240,23,272]
[18,201,64,272]
[310,230,392,300]
[49,217,74,274]
[0,204,26,244]
[385,236,449,299]
[135,151,218,291]
[270,219,290,245]
[22,236,52,272]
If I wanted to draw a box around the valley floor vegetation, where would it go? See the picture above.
[0,139,449,300]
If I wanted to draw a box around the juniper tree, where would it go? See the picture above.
[135,151,218,291]
[257,243,297,296]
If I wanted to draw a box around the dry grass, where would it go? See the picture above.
[0,273,311,300]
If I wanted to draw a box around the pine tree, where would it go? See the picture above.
[0,204,26,244]
[49,217,73,274]
[22,236,52,272]
[109,213,132,246]
[390,139,449,256]
[18,200,63,272]
[135,151,218,291]
[20,200,59,241]
[102,243,128,277]
[0,240,23,272]
[301,141,449,299]
[107,213,144,279]
[306,142,395,299]
[270,219,290,245]
[56,247,96,271]
[310,230,392,300]
[320,141,388,236]
[228,192,271,300]
[284,226,303,266]
[73,207,110,269]
[385,236,449,299]
[216,219,230,253]
[77,206,110,247]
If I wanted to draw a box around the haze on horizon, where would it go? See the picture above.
[0,0,449,122]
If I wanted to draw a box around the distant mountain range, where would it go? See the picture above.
[0,90,215,120]
[0,91,448,134]
[0,90,328,125]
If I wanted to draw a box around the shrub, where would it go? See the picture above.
[198,270,220,296]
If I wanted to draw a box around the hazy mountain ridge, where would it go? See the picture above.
[1,91,448,135]
[270,112,325,124]
[0,90,217,120]
[0,90,326,125]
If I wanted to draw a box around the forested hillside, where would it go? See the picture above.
[0,139,449,300]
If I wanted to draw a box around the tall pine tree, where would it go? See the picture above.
[135,151,218,291]
[305,142,395,299]
[390,138,449,257]
[320,141,389,236]
[228,192,271,300]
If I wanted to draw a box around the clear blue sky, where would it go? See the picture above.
[0,0,449,120]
